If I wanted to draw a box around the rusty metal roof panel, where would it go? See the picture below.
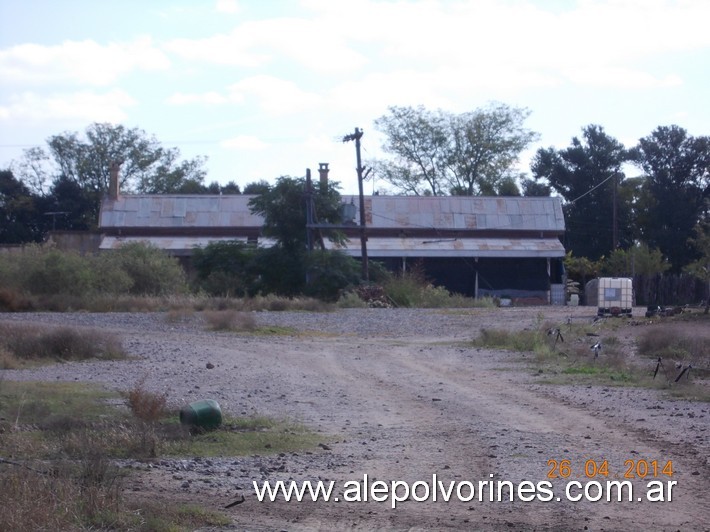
[100,194,565,233]
[100,195,264,228]
[327,236,565,258]
[340,195,565,232]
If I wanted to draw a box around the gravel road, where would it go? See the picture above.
[1,307,708,531]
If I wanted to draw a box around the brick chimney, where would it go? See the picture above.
[108,160,123,200]
[318,163,329,190]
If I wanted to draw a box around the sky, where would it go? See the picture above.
[1,0,709,195]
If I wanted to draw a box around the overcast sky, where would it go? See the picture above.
[1,0,708,195]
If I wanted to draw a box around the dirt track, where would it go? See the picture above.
[1,307,709,531]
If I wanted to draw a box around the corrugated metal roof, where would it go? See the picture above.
[99,195,263,229]
[100,194,565,233]
[327,237,565,258]
[340,195,565,232]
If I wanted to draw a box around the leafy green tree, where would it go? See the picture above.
[531,125,632,260]
[303,250,361,301]
[601,244,670,277]
[243,180,271,195]
[372,103,538,196]
[248,176,344,253]
[373,105,448,195]
[630,125,710,271]
[14,123,207,228]
[444,103,539,196]
[685,217,710,313]
[192,241,258,297]
[39,175,94,231]
[521,177,551,197]
[564,252,599,286]
[0,169,46,243]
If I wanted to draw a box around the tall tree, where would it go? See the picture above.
[531,125,632,261]
[372,103,538,196]
[685,214,710,313]
[248,176,344,253]
[445,103,539,195]
[14,123,207,228]
[630,125,710,271]
[373,105,448,196]
[0,170,46,243]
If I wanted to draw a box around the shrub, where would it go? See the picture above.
[382,268,481,308]
[0,287,33,311]
[304,250,361,301]
[23,248,96,296]
[203,309,257,331]
[192,241,258,297]
[108,242,187,296]
[0,323,125,361]
[126,378,168,422]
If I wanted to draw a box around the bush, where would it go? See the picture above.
[192,241,258,297]
[0,323,125,361]
[109,242,187,296]
[304,250,361,301]
[22,247,96,296]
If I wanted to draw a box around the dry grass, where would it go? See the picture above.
[203,309,257,331]
[125,378,169,423]
[0,378,320,529]
[637,325,709,363]
[0,322,126,362]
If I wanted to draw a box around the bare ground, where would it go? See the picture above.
[1,306,708,531]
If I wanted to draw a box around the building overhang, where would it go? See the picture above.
[326,237,565,259]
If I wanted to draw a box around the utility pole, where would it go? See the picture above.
[343,127,369,281]
[304,168,314,252]
[612,171,618,251]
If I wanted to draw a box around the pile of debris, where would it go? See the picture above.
[355,285,395,308]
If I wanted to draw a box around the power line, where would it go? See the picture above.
[567,173,615,205]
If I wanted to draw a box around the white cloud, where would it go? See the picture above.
[227,75,321,115]
[0,90,135,123]
[165,17,367,73]
[0,37,170,87]
[215,0,240,14]
[563,67,683,89]
[221,135,268,150]
[167,91,230,105]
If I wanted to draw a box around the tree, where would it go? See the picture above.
[14,123,207,228]
[372,103,538,196]
[373,105,449,195]
[248,176,344,253]
[192,240,258,297]
[630,125,710,271]
[40,175,95,231]
[243,180,271,195]
[685,215,710,313]
[601,244,670,277]
[531,125,632,260]
[564,252,599,287]
[444,103,539,195]
[0,169,46,243]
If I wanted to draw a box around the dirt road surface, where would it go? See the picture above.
[2,307,708,531]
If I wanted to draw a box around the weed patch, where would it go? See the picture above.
[0,379,321,530]
[0,323,125,363]
[203,309,257,332]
